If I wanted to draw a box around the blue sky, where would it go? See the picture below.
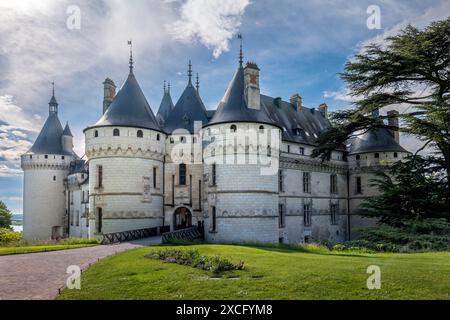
[0,0,449,215]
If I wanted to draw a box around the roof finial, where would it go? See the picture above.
[238,34,243,67]
[48,81,58,115]
[128,40,133,73]
[188,60,192,85]
[168,81,171,94]
[196,73,200,93]
[163,80,167,94]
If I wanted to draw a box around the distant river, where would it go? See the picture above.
[12,225,23,232]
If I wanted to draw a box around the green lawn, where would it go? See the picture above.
[58,244,450,300]
[0,244,97,256]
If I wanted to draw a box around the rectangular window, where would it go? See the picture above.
[211,206,216,232]
[212,163,216,186]
[303,204,312,227]
[278,203,285,228]
[153,167,157,188]
[279,170,284,192]
[287,145,291,153]
[356,177,362,194]
[330,203,338,225]
[97,165,103,188]
[299,147,305,155]
[303,172,311,193]
[330,174,338,194]
[97,207,103,233]
[179,164,186,185]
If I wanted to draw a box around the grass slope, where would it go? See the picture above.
[0,244,97,256]
[58,244,450,300]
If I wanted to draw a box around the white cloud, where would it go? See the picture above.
[167,0,250,58]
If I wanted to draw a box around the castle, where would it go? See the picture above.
[21,45,408,243]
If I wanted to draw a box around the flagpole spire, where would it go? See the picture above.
[163,80,166,94]
[238,34,243,67]
[196,73,200,93]
[128,40,133,73]
[188,60,192,85]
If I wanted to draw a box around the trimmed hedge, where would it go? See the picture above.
[146,249,244,274]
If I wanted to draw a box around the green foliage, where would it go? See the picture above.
[342,219,450,252]
[0,201,13,229]
[146,249,244,274]
[0,228,22,243]
[358,155,450,225]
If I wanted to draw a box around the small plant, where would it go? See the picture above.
[146,249,244,274]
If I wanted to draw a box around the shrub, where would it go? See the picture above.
[0,228,22,244]
[341,218,450,252]
[146,249,244,274]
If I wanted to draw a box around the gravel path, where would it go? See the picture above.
[0,236,161,300]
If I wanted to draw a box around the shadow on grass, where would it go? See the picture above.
[154,240,378,258]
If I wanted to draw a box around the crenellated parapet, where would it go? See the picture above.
[21,154,73,171]
[85,126,166,160]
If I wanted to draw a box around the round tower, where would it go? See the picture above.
[84,48,166,239]
[347,110,409,238]
[21,87,76,240]
[202,56,282,243]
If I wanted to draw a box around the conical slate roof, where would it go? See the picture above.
[348,128,407,155]
[164,83,209,134]
[29,113,73,155]
[91,72,162,132]
[62,122,73,136]
[156,90,174,126]
[207,66,277,128]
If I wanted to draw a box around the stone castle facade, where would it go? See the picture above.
[21,48,409,243]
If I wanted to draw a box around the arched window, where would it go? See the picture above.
[374,153,380,159]
[113,129,120,136]
[137,130,143,138]
[230,124,237,132]
[156,134,160,141]
[356,154,361,161]
[94,130,98,137]
[179,163,186,185]
[180,136,186,143]
[259,125,265,132]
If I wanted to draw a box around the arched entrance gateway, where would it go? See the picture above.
[173,207,192,230]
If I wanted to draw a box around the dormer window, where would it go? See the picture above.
[293,127,302,136]
[113,129,120,136]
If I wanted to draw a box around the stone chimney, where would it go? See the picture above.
[244,62,260,110]
[387,110,400,143]
[318,103,328,118]
[290,94,302,112]
[103,78,116,114]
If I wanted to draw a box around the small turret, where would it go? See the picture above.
[62,122,74,154]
